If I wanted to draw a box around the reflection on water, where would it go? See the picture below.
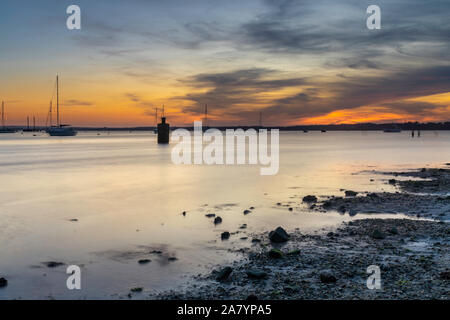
[1,130,450,299]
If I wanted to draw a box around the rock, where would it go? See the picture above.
[44,261,65,268]
[214,217,222,224]
[338,205,346,213]
[349,209,358,217]
[440,270,450,280]
[168,257,178,261]
[246,269,268,279]
[269,227,290,243]
[138,259,151,264]
[323,201,332,208]
[320,270,337,283]
[130,287,143,293]
[251,238,261,243]
[150,250,162,254]
[389,227,399,235]
[205,213,216,218]
[288,207,293,211]
[327,232,334,237]
[345,190,358,197]
[388,179,396,185]
[69,218,78,222]
[268,249,283,259]
[182,211,186,216]
[249,207,255,210]
[284,286,300,293]
[239,224,247,229]
[243,210,251,215]
[371,229,386,239]
[380,263,391,271]
[0,277,7,288]
[221,232,230,240]
[216,267,233,281]
[303,195,318,203]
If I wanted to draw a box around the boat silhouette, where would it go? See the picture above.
[46,76,77,136]
[0,101,18,133]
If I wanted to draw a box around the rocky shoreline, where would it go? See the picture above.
[154,166,450,300]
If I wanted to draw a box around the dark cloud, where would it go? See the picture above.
[178,65,450,123]
[238,0,450,59]
[63,99,93,106]
[380,101,445,117]
[262,65,450,120]
[124,93,155,116]
[325,58,382,70]
[177,68,306,116]
[124,93,141,102]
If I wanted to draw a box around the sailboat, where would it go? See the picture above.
[46,75,77,136]
[0,101,18,133]
[256,111,263,130]
[203,104,209,132]
[23,116,39,132]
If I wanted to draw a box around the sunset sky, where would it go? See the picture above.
[0,0,449,127]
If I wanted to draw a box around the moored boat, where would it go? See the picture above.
[46,75,77,137]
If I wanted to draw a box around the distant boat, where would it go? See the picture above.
[321,130,327,133]
[0,101,17,133]
[303,130,308,133]
[47,125,77,136]
[46,75,77,137]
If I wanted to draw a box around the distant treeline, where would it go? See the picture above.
[13,122,450,131]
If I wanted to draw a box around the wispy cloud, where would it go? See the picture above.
[63,99,93,107]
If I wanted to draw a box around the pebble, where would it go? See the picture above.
[138,259,151,265]
[221,232,230,240]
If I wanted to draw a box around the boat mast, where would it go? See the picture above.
[56,75,60,127]
[33,116,36,130]
[1,101,4,129]
[205,104,208,127]
[27,116,30,130]
[49,101,52,127]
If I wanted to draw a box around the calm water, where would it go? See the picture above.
[1,130,449,299]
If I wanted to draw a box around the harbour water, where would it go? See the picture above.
[1,130,450,299]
